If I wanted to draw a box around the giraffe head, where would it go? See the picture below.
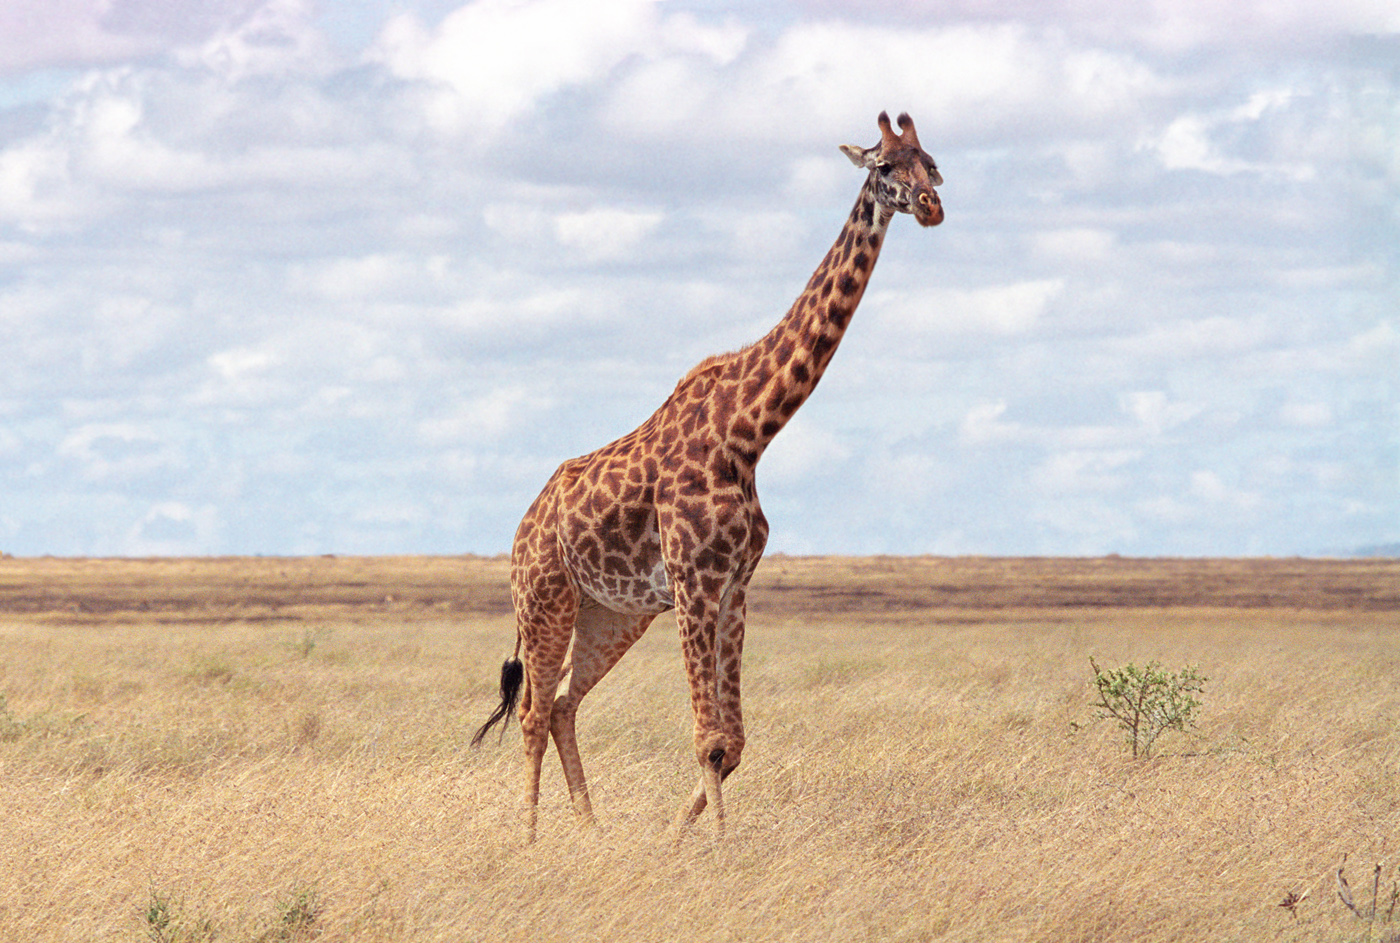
[840,111,944,227]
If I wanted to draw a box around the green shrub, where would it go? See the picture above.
[142,888,214,943]
[1088,657,1206,758]
[267,885,321,941]
[0,694,24,742]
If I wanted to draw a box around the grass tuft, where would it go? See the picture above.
[142,887,216,943]
[265,885,322,941]
[0,694,26,742]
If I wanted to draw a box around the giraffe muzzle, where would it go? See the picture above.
[916,188,944,228]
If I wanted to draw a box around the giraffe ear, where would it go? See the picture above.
[839,143,877,169]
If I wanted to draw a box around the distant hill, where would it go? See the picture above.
[1355,543,1400,558]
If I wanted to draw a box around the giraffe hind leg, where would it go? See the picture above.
[519,658,564,843]
[550,605,656,824]
[515,604,574,843]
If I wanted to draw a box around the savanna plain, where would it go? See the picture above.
[1,554,1397,942]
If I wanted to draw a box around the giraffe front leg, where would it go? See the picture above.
[673,755,726,836]
[676,775,709,828]
[674,579,750,839]
[671,581,750,838]
[714,584,748,779]
[669,584,729,834]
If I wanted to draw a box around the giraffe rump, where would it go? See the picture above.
[470,656,524,747]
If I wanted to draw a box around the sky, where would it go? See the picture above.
[0,0,1396,559]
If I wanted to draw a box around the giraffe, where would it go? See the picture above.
[473,111,943,841]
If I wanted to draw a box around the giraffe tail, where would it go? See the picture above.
[470,654,525,747]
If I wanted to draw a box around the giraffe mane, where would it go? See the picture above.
[672,352,732,392]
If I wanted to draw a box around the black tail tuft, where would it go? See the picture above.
[471,657,524,747]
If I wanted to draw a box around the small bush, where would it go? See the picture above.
[143,889,174,943]
[290,629,323,659]
[1089,657,1205,758]
[186,658,235,686]
[142,888,214,943]
[0,694,25,742]
[265,885,322,941]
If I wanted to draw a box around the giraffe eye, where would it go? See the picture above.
[875,162,894,174]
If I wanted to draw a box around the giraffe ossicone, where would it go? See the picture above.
[473,111,944,841]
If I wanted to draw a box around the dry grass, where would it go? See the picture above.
[1,555,1397,942]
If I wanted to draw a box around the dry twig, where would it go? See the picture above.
[1338,855,1360,917]
[1280,889,1309,919]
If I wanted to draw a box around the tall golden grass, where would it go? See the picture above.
[0,555,1396,941]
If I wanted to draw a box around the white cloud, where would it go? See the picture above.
[416,386,553,443]
[1027,500,1139,553]
[959,401,1020,446]
[198,346,291,406]
[1345,322,1399,364]
[0,1,177,72]
[0,239,39,264]
[287,252,452,301]
[1155,114,1253,176]
[1120,391,1203,436]
[605,21,1164,147]
[815,0,1400,55]
[553,207,664,263]
[864,450,956,505]
[56,423,184,483]
[760,417,850,485]
[1278,402,1334,427]
[1121,0,1400,51]
[1112,315,1274,360]
[0,2,309,74]
[370,0,659,134]
[1190,469,1263,511]
[175,0,329,80]
[1032,449,1142,493]
[369,1,746,140]
[657,12,747,64]
[1148,90,1320,180]
[785,155,847,203]
[209,346,278,380]
[874,280,1064,337]
[697,209,807,266]
[1030,228,1117,265]
[125,501,221,556]
[482,204,554,247]
[0,137,88,227]
[0,61,414,230]
[1135,493,1195,526]
[351,499,429,527]
[75,79,220,188]
[433,281,624,341]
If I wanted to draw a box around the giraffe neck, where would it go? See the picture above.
[732,176,891,460]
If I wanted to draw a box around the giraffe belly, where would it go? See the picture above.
[574,557,674,616]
